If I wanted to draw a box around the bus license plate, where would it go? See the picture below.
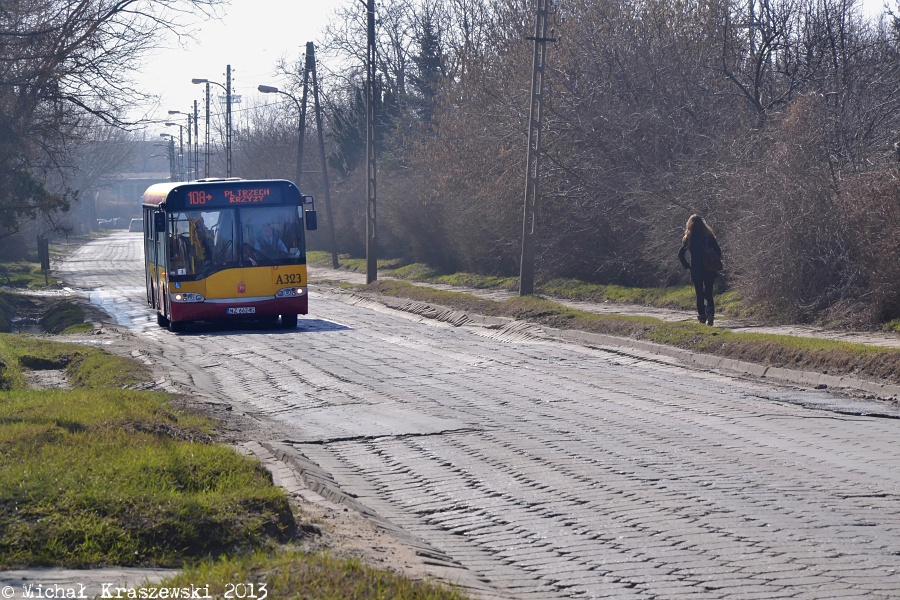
[227,307,255,315]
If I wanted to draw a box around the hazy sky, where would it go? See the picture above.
[135,0,890,132]
[135,0,343,128]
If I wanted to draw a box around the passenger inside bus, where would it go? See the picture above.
[169,211,233,276]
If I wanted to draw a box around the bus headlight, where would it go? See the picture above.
[275,287,306,298]
[172,293,205,302]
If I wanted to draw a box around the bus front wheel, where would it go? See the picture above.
[156,311,169,328]
[168,319,184,333]
[282,314,298,329]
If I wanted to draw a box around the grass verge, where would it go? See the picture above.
[0,389,295,568]
[39,301,91,334]
[310,252,407,273]
[0,260,58,289]
[362,280,900,388]
[0,334,296,568]
[307,253,743,315]
[0,333,149,390]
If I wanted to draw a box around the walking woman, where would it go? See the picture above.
[678,214,722,326]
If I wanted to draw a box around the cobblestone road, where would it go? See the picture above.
[58,233,900,599]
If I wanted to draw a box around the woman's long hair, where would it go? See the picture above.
[682,214,715,246]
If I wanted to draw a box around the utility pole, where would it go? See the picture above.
[185,114,192,180]
[297,57,310,188]
[365,0,378,283]
[308,43,339,269]
[177,125,184,180]
[294,43,341,269]
[165,136,176,181]
[226,64,233,177]
[260,45,339,269]
[193,71,234,177]
[170,137,176,181]
[193,100,200,180]
[519,0,559,295]
[205,84,211,178]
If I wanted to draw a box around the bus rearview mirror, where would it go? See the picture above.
[153,212,166,233]
[305,210,318,231]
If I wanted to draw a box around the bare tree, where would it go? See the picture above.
[297,0,900,324]
[0,0,224,242]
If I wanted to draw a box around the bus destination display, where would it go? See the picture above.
[180,186,285,208]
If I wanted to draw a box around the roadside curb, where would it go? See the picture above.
[319,287,900,406]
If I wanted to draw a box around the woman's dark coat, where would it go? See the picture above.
[678,231,721,280]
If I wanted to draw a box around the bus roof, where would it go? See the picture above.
[142,179,301,210]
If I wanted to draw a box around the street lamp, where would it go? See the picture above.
[159,134,176,181]
[165,122,185,181]
[191,80,212,177]
[168,110,193,180]
[258,85,303,186]
[150,144,174,179]
[192,65,233,177]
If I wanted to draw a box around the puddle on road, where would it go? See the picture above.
[65,339,113,346]
[10,287,78,297]
[88,288,156,332]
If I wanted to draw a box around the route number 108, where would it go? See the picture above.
[187,191,211,205]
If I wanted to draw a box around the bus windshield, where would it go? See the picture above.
[168,206,304,278]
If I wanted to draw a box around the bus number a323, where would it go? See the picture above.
[276,273,303,285]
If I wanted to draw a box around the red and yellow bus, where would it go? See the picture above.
[141,178,317,332]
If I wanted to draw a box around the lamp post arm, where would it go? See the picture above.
[259,85,304,185]
[194,79,226,93]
